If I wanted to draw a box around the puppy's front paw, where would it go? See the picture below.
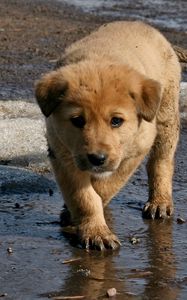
[142,199,173,219]
[78,221,121,251]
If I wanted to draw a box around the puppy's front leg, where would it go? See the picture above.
[53,161,120,250]
[143,112,179,219]
[92,154,146,207]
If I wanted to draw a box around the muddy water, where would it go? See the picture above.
[0,126,187,300]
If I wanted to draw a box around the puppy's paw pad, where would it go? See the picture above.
[142,201,173,219]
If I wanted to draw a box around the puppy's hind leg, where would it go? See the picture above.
[143,82,180,219]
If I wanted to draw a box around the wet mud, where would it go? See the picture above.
[0,1,187,299]
[1,127,187,300]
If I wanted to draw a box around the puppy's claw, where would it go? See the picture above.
[142,201,173,219]
[99,243,105,251]
[78,224,120,251]
[158,204,167,219]
[167,205,173,216]
[143,202,150,213]
[150,207,157,219]
[108,240,120,250]
[113,238,121,248]
[85,237,90,250]
[82,237,120,251]
[95,238,105,251]
[151,213,155,220]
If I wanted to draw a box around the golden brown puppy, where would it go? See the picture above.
[35,21,180,250]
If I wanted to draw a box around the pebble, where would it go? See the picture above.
[177,217,186,224]
[106,288,117,298]
[7,247,13,254]
[129,237,140,245]
[0,293,8,297]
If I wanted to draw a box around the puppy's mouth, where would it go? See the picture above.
[74,155,117,177]
[91,169,113,178]
[87,165,114,178]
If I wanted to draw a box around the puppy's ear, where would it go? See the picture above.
[35,72,68,117]
[132,79,161,122]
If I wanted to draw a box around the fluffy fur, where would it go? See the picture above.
[36,21,181,250]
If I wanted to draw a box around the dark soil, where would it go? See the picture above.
[0,0,187,100]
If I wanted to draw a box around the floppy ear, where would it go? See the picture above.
[35,72,68,117]
[132,78,161,122]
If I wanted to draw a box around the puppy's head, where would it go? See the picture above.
[35,61,161,177]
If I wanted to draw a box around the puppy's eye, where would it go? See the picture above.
[111,117,124,128]
[70,116,86,128]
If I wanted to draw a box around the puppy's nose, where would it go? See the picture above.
[87,153,107,166]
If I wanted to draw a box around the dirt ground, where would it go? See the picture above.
[0,1,187,300]
[0,0,101,100]
[0,0,187,100]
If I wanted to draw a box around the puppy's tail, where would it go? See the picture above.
[173,45,187,63]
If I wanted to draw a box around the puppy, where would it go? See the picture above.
[35,21,180,250]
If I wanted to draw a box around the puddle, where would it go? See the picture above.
[0,126,187,300]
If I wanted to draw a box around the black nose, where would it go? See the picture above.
[87,153,107,166]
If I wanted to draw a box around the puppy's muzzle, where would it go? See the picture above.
[87,153,107,166]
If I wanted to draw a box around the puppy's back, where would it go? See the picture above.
[62,21,179,85]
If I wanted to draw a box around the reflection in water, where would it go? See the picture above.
[60,251,121,299]
[58,208,128,300]
[50,210,181,299]
[143,219,179,300]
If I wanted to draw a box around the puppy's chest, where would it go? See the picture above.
[135,121,157,153]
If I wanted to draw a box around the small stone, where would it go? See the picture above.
[177,217,186,224]
[106,288,117,298]
[129,237,140,245]
[7,247,13,254]
[0,293,8,297]
[15,203,20,209]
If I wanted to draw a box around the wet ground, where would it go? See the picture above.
[63,0,187,31]
[0,1,187,299]
[1,153,187,300]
